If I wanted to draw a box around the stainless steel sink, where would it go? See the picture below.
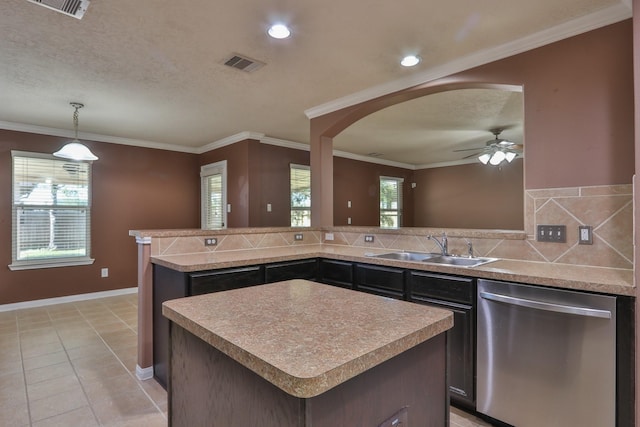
[371,251,439,262]
[370,251,498,267]
[423,255,498,268]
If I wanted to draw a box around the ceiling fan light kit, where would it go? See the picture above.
[456,128,522,166]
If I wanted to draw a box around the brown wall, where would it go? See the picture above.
[200,140,310,227]
[462,20,634,189]
[0,130,200,305]
[413,159,524,229]
[310,20,634,226]
[333,157,414,226]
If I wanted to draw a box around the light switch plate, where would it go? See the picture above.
[537,225,566,243]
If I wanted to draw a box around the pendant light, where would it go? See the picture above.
[53,102,98,161]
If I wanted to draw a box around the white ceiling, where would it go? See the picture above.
[0,0,631,166]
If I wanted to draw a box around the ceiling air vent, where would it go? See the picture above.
[27,0,90,19]
[223,54,265,73]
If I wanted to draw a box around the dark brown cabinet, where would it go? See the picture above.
[318,259,354,289]
[354,263,406,300]
[265,259,318,283]
[408,271,475,410]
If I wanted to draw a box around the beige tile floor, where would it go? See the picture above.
[0,292,492,426]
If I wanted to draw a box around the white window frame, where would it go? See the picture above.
[201,160,227,229]
[290,164,311,227]
[9,150,95,271]
[379,176,404,229]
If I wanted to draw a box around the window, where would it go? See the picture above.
[10,151,94,270]
[380,176,403,228]
[201,160,227,229]
[290,164,311,227]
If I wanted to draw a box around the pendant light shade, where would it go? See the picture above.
[53,102,98,161]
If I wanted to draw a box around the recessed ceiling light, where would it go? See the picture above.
[401,55,420,67]
[268,24,291,39]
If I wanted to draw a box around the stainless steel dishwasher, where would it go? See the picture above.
[477,279,616,427]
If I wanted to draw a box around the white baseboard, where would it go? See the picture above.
[0,287,138,312]
[136,364,154,381]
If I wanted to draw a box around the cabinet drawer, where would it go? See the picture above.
[264,259,318,283]
[355,263,405,298]
[409,271,474,304]
[189,266,264,295]
[318,259,354,289]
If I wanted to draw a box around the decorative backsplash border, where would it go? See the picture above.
[147,185,632,270]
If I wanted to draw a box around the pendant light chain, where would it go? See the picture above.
[70,102,84,140]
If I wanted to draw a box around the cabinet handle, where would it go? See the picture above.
[479,291,611,319]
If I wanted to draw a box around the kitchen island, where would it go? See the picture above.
[162,279,454,426]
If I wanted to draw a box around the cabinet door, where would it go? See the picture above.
[409,271,474,304]
[318,259,354,289]
[354,263,405,300]
[264,259,318,283]
[413,297,475,409]
[189,266,264,296]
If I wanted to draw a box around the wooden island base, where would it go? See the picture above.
[169,323,447,426]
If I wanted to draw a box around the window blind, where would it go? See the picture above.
[203,174,224,229]
[201,160,226,229]
[12,152,91,264]
[290,164,311,227]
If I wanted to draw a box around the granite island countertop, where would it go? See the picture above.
[162,279,454,398]
[151,244,635,296]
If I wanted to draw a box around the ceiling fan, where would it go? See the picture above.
[454,128,523,165]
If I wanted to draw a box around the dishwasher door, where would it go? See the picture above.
[477,279,616,427]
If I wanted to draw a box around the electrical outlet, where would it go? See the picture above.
[347,217,352,225]
[347,200,352,208]
[364,235,375,243]
[267,203,272,212]
[537,225,566,243]
[204,238,217,246]
[579,225,593,245]
[101,268,108,278]
[294,233,303,241]
[325,232,334,241]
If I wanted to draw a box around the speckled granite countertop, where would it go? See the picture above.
[162,280,453,398]
[151,244,634,296]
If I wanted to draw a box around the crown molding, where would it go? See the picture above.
[0,120,198,153]
[260,136,310,151]
[197,131,265,154]
[333,150,416,170]
[304,3,631,119]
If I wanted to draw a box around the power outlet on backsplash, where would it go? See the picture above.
[204,238,218,246]
[364,235,375,243]
[294,233,303,241]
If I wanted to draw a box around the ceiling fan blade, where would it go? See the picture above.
[453,146,486,152]
[462,152,485,159]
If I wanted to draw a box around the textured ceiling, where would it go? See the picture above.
[0,0,630,165]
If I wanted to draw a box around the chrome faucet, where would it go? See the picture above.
[428,232,448,255]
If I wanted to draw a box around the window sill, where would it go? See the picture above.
[8,257,95,271]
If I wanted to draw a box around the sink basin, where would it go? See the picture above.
[371,251,439,262]
[423,255,498,268]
